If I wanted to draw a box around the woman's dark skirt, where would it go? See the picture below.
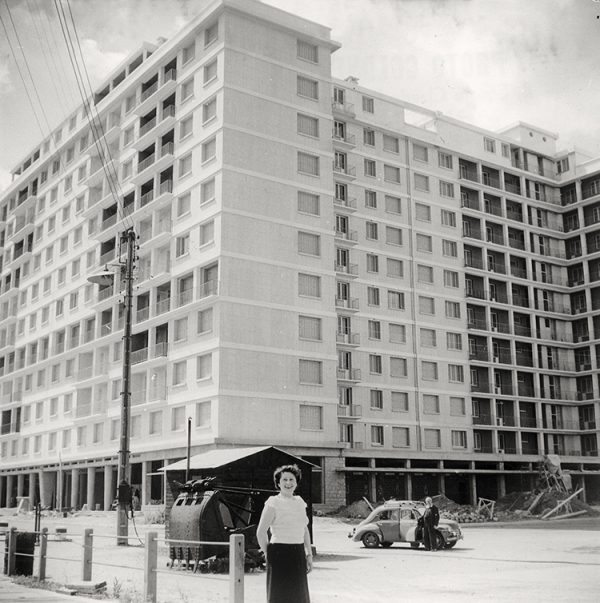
[266,543,310,603]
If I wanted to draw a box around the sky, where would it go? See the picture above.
[1,0,600,194]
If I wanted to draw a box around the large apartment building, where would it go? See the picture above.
[0,0,598,511]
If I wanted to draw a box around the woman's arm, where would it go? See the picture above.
[303,525,313,573]
[256,503,276,555]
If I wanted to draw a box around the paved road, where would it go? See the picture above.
[0,576,94,602]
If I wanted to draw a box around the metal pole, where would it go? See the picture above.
[117,228,136,545]
[186,417,192,483]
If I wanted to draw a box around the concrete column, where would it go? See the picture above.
[71,468,80,510]
[469,473,477,506]
[439,474,446,496]
[405,474,412,500]
[86,467,95,510]
[104,466,114,511]
[0,476,4,508]
[498,474,506,498]
[368,458,377,502]
[28,472,37,507]
[6,475,14,507]
[16,474,24,498]
[141,461,151,507]
[38,471,56,508]
[322,456,346,509]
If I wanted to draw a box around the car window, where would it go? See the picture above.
[400,509,412,519]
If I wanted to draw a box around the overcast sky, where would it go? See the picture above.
[1,0,599,193]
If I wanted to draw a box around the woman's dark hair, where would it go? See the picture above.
[273,464,302,489]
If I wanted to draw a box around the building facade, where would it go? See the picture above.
[0,0,598,511]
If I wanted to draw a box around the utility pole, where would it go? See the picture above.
[116,228,136,545]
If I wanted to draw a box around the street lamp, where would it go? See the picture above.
[88,228,136,545]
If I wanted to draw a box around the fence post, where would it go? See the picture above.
[38,528,48,581]
[6,527,17,576]
[144,531,158,603]
[81,528,93,581]
[229,534,244,603]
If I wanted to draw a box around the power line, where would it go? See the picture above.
[0,3,48,138]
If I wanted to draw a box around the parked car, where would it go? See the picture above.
[348,500,462,550]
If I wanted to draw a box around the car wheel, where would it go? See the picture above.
[381,541,392,548]
[433,532,445,550]
[361,532,381,548]
[410,542,420,549]
[444,541,457,549]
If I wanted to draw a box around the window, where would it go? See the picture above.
[298,273,321,298]
[422,361,438,381]
[392,426,410,448]
[366,254,379,273]
[177,192,191,217]
[390,391,408,412]
[368,320,381,340]
[123,126,134,147]
[77,426,86,447]
[452,430,467,448]
[297,152,320,176]
[387,258,403,278]
[440,181,454,197]
[203,98,217,123]
[444,270,459,288]
[174,317,188,342]
[442,240,458,257]
[383,134,399,153]
[297,114,319,137]
[64,174,72,193]
[371,425,383,446]
[420,328,436,347]
[296,37,319,62]
[298,231,320,256]
[484,137,496,153]
[363,128,375,146]
[362,96,374,113]
[557,157,569,174]
[297,191,319,215]
[201,178,215,204]
[299,359,322,384]
[445,301,461,318]
[413,143,428,162]
[365,190,377,208]
[172,361,187,385]
[299,405,323,430]
[369,354,382,374]
[447,332,462,350]
[366,221,378,240]
[196,401,211,427]
[199,220,214,246]
[204,22,218,47]
[389,323,406,343]
[297,75,318,100]
[149,410,162,435]
[181,78,194,101]
[390,357,407,378]
[197,307,213,334]
[423,394,440,414]
[364,159,376,177]
[448,364,465,382]
[179,153,192,176]
[416,233,432,252]
[384,165,401,183]
[122,160,132,180]
[176,234,190,257]
[385,195,401,214]
[414,173,429,191]
[438,151,453,169]
[418,296,435,315]
[182,41,195,64]
[441,209,456,227]
[202,138,216,162]
[299,316,322,341]
[180,115,193,139]
[424,429,441,448]
[367,287,380,306]
[450,397,466,416]
[417,265,433,283]
[415,203,431,222]
[388,290,405,310]
[370,389,383,410]
[204,59,217,83]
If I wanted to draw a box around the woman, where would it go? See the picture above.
[256,464,312,603]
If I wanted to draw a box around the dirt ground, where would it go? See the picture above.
[2,509,600,602]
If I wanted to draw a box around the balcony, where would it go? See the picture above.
[133,105,176,151]
[337,404,362,418]
[155,297,171,316]
[333,163,356,179]
[332,101,355,117]
[152,342,168,358]
[176,287,194,307]
[336,332,360,346]
[472,414,493,426]
[132,142,175,185]
[335,297,359,311]
[333,132,356,147]
[136,306,150,323]
[131,347,149,365]
[334,262,358,277]
[337,368,361,381]
[198,280,218,299]
[135,69,177,116]
[333,196,357,211]
[334,229,358,244]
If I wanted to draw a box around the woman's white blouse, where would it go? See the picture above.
[264,494,308,544]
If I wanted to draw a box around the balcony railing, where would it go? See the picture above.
[140,81,159,103]
[337,404,362,417]
[131,347,149,365]
[199,280,218,298]
[336,332,360,345]
[337,368,361,381]
[139,116,157,138]
[333,163,356,178]
[335,297,359,310]
[334,262,358,276]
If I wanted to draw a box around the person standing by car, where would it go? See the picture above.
[257,464,312,603]
[422,496,440,551]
